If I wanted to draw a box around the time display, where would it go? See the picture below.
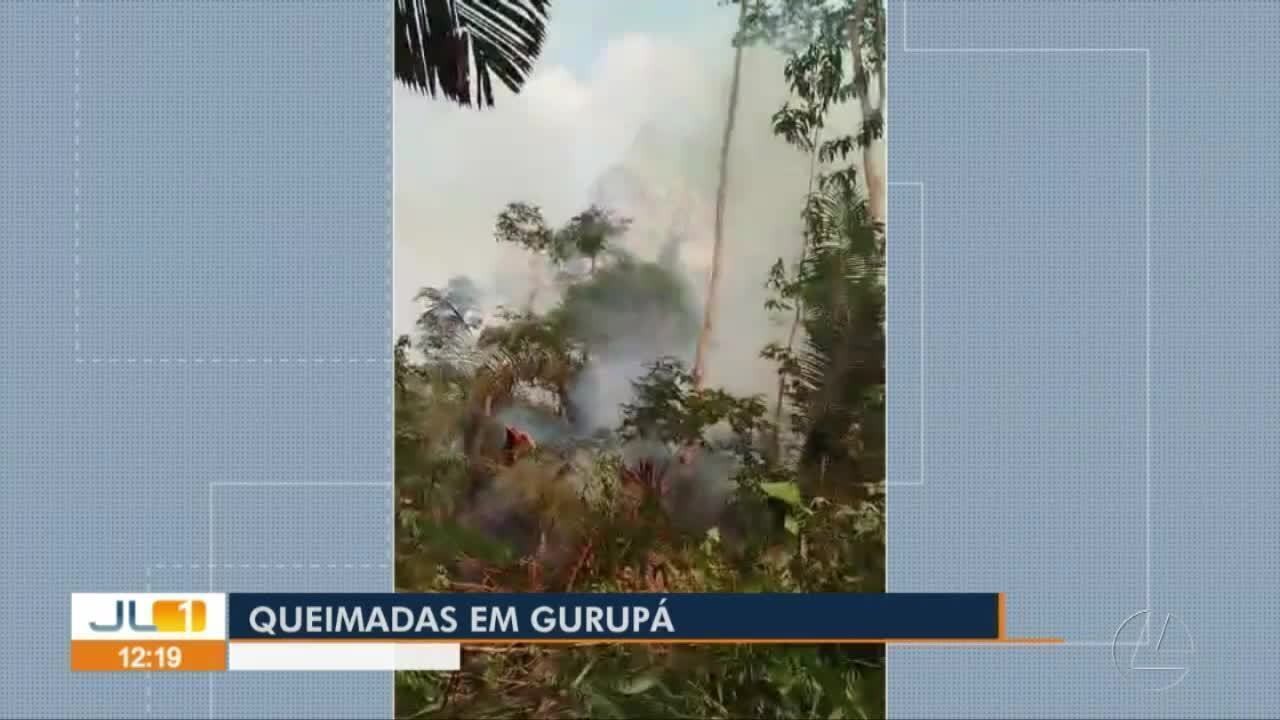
[117,645,184,670]
[71,639,225,672]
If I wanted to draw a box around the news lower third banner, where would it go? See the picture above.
[71,592,1056,672]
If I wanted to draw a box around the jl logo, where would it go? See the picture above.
[89,599,206,634]
[1111,610,1194,691]
[90,600,155,632]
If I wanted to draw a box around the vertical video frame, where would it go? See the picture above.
[393,1,886,716]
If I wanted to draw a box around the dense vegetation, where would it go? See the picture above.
[394,1,887,717]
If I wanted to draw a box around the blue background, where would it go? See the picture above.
[1,1,392,718]
[887,1,1280,717]
[2,0,1278,718]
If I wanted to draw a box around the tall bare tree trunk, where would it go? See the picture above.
[863,137,886,233]
[868,6,887,233]
[850,0,886,232]
[692,0,747,390]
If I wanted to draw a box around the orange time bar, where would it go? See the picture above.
[71,640,227,672]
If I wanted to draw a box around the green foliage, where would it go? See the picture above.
[552,205,632,270]
[395,466,885,718]
[496,202,633,275]
[752,0,887,497]
[619,358,769,448]
[751,0,887,175]
[397,316,883,718]
[759,480,803,510]
[495,201,556,254]
[738,0,833,54]
[783,179,884,489]
[741,0,886,76]
[396,260,884,718]
[760,181,884,497]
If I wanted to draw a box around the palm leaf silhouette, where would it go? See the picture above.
[395,0,551,107]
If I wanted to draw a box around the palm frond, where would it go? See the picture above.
[395,0,551,108]
[781,180,885,475]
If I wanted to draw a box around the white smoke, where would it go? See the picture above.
[396,29,861,440]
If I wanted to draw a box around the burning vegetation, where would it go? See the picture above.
[394,182,885,716]
[394,1,887,716]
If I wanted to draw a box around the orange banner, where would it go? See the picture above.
[71,640,226,672]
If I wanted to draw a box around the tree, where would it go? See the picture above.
[763,26,848,459]
[483,203,677,423]
[552,205,631,274]
[494,202,555,310]
[763,178,885,494]
[414,275,483,357]
[753,0,885,495]
[691,0,750,390]
[849,0,886,231]
[742,0,887,232]
[495,202,630,310]
[788,177,884,496]
[395,0,552,108]
[474,309,584,419]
